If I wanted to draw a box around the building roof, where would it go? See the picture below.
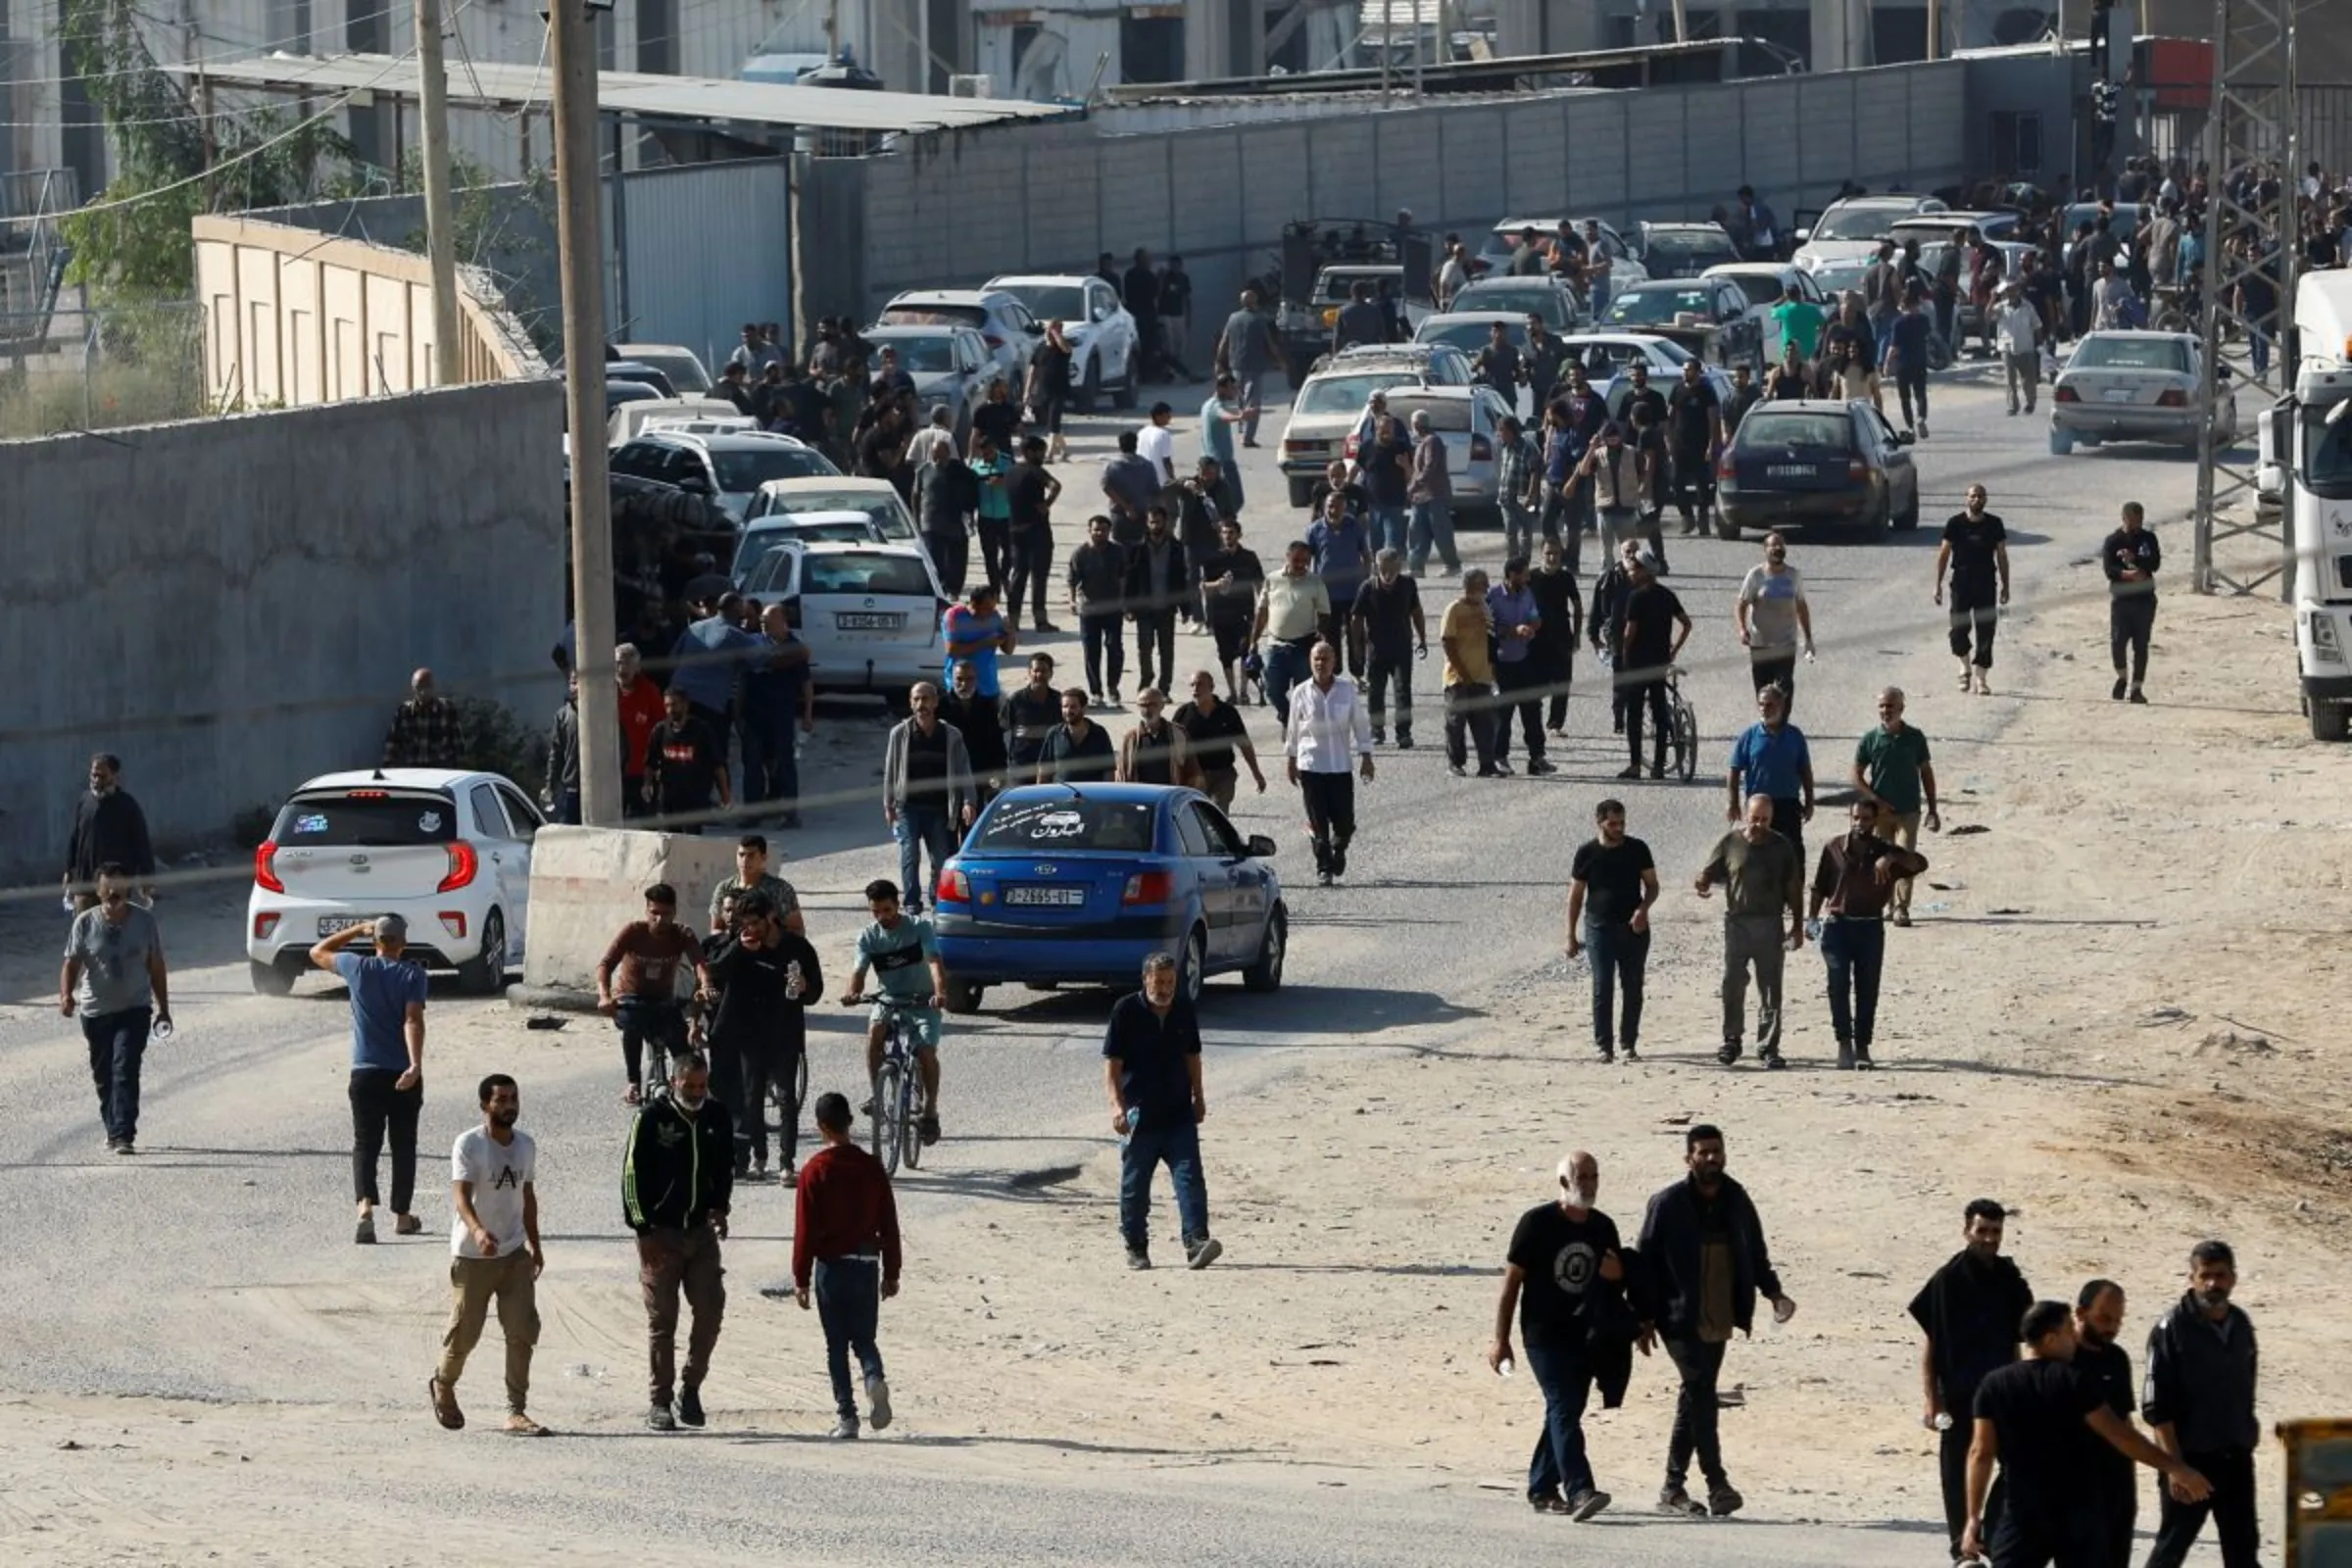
[171,52,1078,135]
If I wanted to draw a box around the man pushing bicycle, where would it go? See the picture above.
[842,879,950,1147]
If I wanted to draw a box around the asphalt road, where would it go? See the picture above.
[0,351,2218,1565]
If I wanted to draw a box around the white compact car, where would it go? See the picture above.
[983,272,1140,412]
[247,769,542,997]
[737,539,950,697]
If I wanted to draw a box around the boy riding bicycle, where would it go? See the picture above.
[842,879,949,1146]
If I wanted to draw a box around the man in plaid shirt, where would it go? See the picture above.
[384,668,466,768]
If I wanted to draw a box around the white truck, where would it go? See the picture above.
[2278,270,2352,739]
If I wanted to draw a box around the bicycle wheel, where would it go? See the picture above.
[1672,695,1699,783]
[901,1073,924,1171]
[872,1059,906,1176]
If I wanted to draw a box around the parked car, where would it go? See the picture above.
[1715,398,1920,540]
[1702,263,1832,361]
[1308,264,1432,341]
[609,430,839,521]
[2049,329,2234,456]
[984,272,1140,412]
[2060,201,2144,270]
[1477,217,1648,292]
[610,397,747,447]
[1365,383,1518,525]
[737,480,921,587]
[859,323,995,448]
[734,540,951,696]
[874,288,1040,389]
[1445,274,1581,331]
[606,360,679,399]
[930,784,1287,1012]
[1634,221,1742,279]
[1793,195,1950,275]
[612,343,714,395]
[246,768,541,996]
[1558,331,1735,408]
[1278,343,1474,507]
[1600,277,1766,371]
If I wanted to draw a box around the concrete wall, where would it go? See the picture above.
[0,381,566,885]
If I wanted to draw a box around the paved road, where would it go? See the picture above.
[0,352,2216,1564]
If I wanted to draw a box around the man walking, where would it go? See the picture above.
[1488,556,1556,775]
[315,917,429,1244]
[1734,534,1814,710]
[1254,541,1331,729]
[1616,550,1690,781]
[881,683,976,914]
[2074,1279,2140,1568]
[1639,1125,1796,1518]
[1407,410,1461,577]
[59,862,172,1154]
[1123,506,1189,695]
[1038,689,1118,785]
[699,892,823,1184]
[942,659,1010,808]
[1102,953,1221,1271]
[623,1053,734,1432]
[1852,687,1939,928]
[2141,1241,2263,1568]
[1215,287,1281,446]
[64,754,156,910]
[1175,670,1266,808]
[1995,281,2043,416]
[1308,489,1374,677]
[1284,641,1375,886]
[1908,1199,2034,1559]
[1530,538,1583,737]
[1566,801,1657,1063]
[999,652,1064,781]
[1694,796,1806,1070]
[792,1092,904,1439]
[643,686,731,823]
[1116,686,1194,786]
[1487,1151,1637,1520]
[1352,549,1427,748]
[2103,502,2161,704]
[1883,286,1936,438]
[1067,514,1130,705]
[1936,485,2010,697]
[597,884,710,1105]
[427,1073,547,1437]
[1809,799,1929,1069]
[1726,682,1815,862]
[1443,568,1501,779]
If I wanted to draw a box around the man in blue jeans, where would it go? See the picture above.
[792,1092,903,1440]
[1807,799,1928,1070]
[59,863,172,1154]
[1102,953,1221,1272]
[1488,1151,1636,1519]
[880,683,976,914]
[1565,800,1658,1063]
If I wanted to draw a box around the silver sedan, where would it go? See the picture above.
[2050,330,2237,455]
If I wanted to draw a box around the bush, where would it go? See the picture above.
[454,694,548,799]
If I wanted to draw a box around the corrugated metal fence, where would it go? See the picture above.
[607,159,794,372]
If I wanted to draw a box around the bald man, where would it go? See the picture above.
[384,667,464,768]
[1694,794,1805,1069]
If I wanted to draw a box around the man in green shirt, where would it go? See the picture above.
[1850,686,1940,928]
[1693,795,1805,1069]
[1770,292,1827,362]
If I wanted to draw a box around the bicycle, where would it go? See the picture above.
[843,995,926,1176]
[1664,665,1699,783]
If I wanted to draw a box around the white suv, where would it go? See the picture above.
[247,769,541,997]
[984,272,1140,413]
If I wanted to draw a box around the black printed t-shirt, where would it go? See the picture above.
[1506,1202,1623,1348]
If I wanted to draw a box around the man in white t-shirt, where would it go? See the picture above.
[428,1073,546,1436]
[1137,402,1178,486]
[1735,533,1815,711]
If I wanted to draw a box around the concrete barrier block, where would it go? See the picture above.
[514,826,739,1010]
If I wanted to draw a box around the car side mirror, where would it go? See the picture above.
[1794,227,1812,244]
[1246,834,1278,858]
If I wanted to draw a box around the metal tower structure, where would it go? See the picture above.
[2190,0,2299,596]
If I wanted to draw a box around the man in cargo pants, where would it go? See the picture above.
[1693,795,1806,1070]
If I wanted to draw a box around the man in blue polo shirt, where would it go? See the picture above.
[669,593,769,767]
[1725,681,1814,864]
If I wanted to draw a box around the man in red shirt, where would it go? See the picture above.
[616,644,666,818]
[793,1092,903,1440]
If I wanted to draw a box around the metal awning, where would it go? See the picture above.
[170,52,1079,135]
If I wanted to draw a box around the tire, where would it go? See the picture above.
[1110,348,1139,411]
[1287,477,1316,510]
[872,1060,905,1177]
[1671,697,1699,783]
[249,957,298,997]
[1179,927,1207,1007]
[1242,906,1288,994]
[2314,700,2351,743]
[942,977,986,1014]
[1074,355,1102,415]
[457,910,507,996]
[1716,514,1740,542]
[1895,487,1921,531]
[2050,426,2075,456]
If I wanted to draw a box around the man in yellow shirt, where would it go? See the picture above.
[1442,569,1502,778]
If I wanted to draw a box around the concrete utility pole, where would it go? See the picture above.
[415,0,463,386]
[552,0,621,823]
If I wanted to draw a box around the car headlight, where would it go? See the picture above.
[2314,614,2345,662]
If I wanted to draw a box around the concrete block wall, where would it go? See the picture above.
[0,381,566,886]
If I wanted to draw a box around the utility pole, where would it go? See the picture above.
[552,0,620,824]
[415,0,463,386]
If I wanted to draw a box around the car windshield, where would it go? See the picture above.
[879,305,988,331]
[607,382,662,410]
[1379,394,1475,433]
[2305,402,2352,494]
[756,488,910,535]
[1417,319,1529,355]
[626,350,710,393]
[274,792,458,847]
[1814,204,1914,241]
[973,796,1159,853]
[1608,287,1718,323]
[2070,337,2190,373]
[1642,237,1739,277]
[1813,262,1871,293]
[879,336,958,373]
[1566,337,1693,373]
[1454,283,1566,322]
[802,551,935,597]
[1739,413,1855,451]
[998,283,1085,321]
[2065,203,2140,237]
[710,446,836,492]
[1316,270,1395,304]
[1299,372,1411,415]
[1726,273,1786,307]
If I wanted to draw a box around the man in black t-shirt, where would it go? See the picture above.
[1174,672,1265,809]
[1964,1300,2211,1568]
[1566,799,1657,1062]
[645,686,731,821]
[999,653,1065,774]
[1936,484,2011,696]
[1005,437,1063,633]
[1615,553,1690,780]
[1488,1151,1632,1520]
[1664,362,1724,538]
[1350,550,1427,749]
[1194,518,1264,699]
[2073,1279,2139,1568]
[1102,955,1218,1270]
[1909,1200,2035,1562]
[940,661,1008,806]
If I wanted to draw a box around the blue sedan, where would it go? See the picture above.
[931,784,1287,1012]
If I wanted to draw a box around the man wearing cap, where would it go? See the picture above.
[1993,280,2043,416]
[314,916,430,1245]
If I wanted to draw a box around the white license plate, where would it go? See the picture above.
[836,612,906,631]
[2102,388,2137,403]
[1004,885,1087,907]
[1767,466,1818,477]
[318,914,371,936]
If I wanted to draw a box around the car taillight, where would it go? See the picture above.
[1121,870,1174,906]
[1282,439,1305,456]
[255,841,284,893]
[1716,450,1737,479]
[1470,434,1493,461]
[984,333,1005,350]
[2055,385,2080,403]
[936,867,969,905]
[1848,459,1870,480]
[438,841,479,893]
[2156,389,2187,408]
[1344,433,1360,460]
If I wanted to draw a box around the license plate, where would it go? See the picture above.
[318,914,371,936]
[1004,885,1087,907]
[1767,465,1818,477]
[2102,388,2137,403]
[835,612,906,630]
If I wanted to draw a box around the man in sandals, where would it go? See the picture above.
[428,1073,547,1436]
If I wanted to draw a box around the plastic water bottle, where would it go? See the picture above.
[786,958,804,999]
[1497,1355,1515,1379]
[1126,1106,1143,1133]
[1804,917,1824,945]
[1934,1412,1955,1433]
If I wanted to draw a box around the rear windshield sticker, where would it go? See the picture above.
[296,813,329,835]
[417,810,443,833]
